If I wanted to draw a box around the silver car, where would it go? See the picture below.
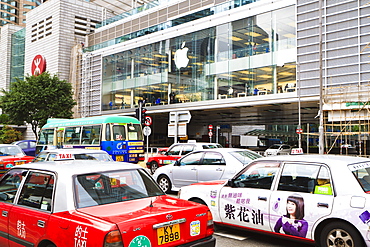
[153,148,262,193]
[33,148,113,162]
[264,144,292,156]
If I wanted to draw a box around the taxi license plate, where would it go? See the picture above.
[157,224,180,245]
[115,155,123,161]
[15,161,25,165]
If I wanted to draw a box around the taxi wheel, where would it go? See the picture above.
[150,161,159,174]
[158,175,171,193]
[319,222,364,247]
[45,244,56,247]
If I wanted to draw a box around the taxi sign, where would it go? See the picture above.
[56,153,73,160]
[290,148,304,154]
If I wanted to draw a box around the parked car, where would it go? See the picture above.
[12,140,36,156]
[139,147,169,161]
[32,148,113,162]
[153,148,262,193]
[264,144,291,156]
[0,144,34,176]
[179,154,370,247]
[146,142,222,174]
[0,160,216,247]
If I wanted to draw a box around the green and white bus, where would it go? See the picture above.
[36,116,144,163]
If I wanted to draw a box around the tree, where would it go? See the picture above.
[0,126,22,144]
[0,72,76,139]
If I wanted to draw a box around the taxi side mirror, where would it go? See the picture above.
[227,179,235,187]
[0,193,9,201]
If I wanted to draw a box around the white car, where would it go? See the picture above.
[179,154,370,246]
[153,148,262,193]
[146,142,222,174]
[33,148,113,162]
[264,144,291,156]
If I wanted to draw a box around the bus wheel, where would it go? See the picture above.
[150,161,159,174]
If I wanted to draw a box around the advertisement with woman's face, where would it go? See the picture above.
[273,194,308,238]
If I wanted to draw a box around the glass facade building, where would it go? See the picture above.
[100,4,296,111]
[10,27,25,82]
[0,0,41,26]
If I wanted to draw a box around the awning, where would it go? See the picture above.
[244,129,297,137]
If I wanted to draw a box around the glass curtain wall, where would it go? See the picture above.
[101,5,296,111]
[10,28,25,83]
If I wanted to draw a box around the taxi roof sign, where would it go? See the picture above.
[55,153,74,160]
[291,148,304,155]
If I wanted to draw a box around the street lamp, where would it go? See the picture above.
[318,0,324,154]
[297,62,302,149]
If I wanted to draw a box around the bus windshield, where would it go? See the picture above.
[128,124,143,140]
[38,129,55,145]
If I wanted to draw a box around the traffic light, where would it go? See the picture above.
[135,108,140,120]
[141,108,147,124]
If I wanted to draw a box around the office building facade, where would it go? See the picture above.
[0,0,42,27]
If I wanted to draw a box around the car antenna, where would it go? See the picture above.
[149,198,153,207]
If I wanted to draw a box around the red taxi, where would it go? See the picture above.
[146,142,222,174]
[0,160,215,247]
[0,144,34,176]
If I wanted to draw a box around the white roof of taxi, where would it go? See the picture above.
[12,161,143,213]
[254,154,370,165]
[39,148,109,154]
[16,160,140,175]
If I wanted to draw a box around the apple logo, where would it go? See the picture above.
[174,41,189,69]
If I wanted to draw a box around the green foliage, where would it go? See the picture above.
[0,126,22,144]
[0,72,76,139]
[0,114,11,124]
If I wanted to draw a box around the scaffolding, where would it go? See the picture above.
[80,52,93,118]
[323,83,370,156]
[69,42,83,118]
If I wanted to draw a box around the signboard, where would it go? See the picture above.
[144,116,152,126]
[31,54,47,76]
[296,128,303,134]
[143,126,151,136]
[169,111,191,123]
[168,123,187,137]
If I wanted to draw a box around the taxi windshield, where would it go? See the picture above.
[74,169,164,208]
[0,146,25,156]
[348,162,370,193]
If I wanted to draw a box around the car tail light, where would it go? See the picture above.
[104,230,123,247]
[206,210,214,235]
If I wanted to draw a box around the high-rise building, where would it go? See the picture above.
[0,0,43,27]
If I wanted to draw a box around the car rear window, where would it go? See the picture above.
[203,144,222,149]
[348,162,370,193]
[74,169,164,208]
[230,150,262,164]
